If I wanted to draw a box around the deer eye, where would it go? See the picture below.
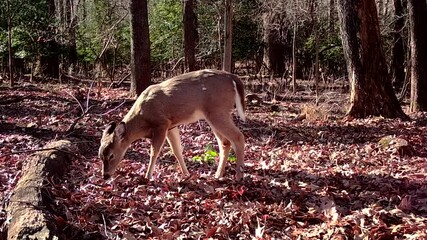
[108,154,115,161]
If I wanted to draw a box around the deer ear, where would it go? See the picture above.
[115,122,126,139]
[105,122,116,135]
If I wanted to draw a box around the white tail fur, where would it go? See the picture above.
[233,80,246,122]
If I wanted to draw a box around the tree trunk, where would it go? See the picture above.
[292,23,297,93]
[310,0,320,98]
[336,0,408,119]
[223,0,233,72]
[130,0,152,96]
[47,0,55,14]
[391,0,405,91]
[65,0,77,73]
[314,28,320,99]
[183,0,199,72]
[377,0,384,19]
[329,0,336,34]
[408,0,427,112]
[6,0,14,86]
[262,12,286,76]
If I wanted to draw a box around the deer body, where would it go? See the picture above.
[99,69,245,180]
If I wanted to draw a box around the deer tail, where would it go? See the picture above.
[232,76,246,121]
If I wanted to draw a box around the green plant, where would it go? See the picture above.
[191,144,237,163]
[192,144,218,164]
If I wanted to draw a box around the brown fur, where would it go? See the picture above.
[99,69,245,180]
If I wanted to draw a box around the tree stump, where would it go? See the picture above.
[6,140,76,240]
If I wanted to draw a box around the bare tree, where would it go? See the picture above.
[261,10,288,77]
[391,0,405,91]
[329,0,336,35]
[259,0,328,92]
[5,0,15,86]
[64,0,78,72]
[310,0,320,97]
[223,0,233,72]
[130,0,152,96]
[408,0,427,112]
[337,0,408,119]
[183,0,199,72]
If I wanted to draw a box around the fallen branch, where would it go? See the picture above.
[6,140,76,240]
[109,72,130,89]
[62,74,84,82]
[99,100,128,116]
[0,147,75,158]
[0,95,28,105]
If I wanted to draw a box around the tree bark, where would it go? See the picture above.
[310,0,320,97]
[223,0,233,72]
[391,0,405,91]
[183,0,199,72]
[6,0,14,86]
[336,0,408,119]
[7,141,76,240]
[408,0,427,112]
[262,12,287,76]
[65,0,77,71]
[130,0,152,96]
[329,0,336,34]
[292,23,297,93]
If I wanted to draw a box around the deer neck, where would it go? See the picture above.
[123,115,153,144]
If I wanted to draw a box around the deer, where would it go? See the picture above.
[99,69,246,181]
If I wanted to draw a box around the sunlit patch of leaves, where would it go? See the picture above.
[2,85,427,239]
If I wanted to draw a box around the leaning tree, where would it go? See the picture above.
[336,0,408,119]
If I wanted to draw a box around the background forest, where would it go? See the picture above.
[1,0,365,86]
[0,0,422,100]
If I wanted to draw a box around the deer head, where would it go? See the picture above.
[98,122,129,179]
[99,69,245,181]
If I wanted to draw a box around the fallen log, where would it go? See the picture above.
[6,140,76,240]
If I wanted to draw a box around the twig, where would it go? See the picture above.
[62,74,83,81]
[99,100,128,116]
[65,81,95,134]
[109,72,130,89]
[64,90,85,115]
[86,80,95,110]
[64,105,95,135]
[102,214,109,238]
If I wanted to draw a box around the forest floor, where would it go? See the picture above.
[1,80,427,239]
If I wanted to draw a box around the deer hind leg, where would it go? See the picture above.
[145,127,168,179]
[207,114,245,180]
[166,127,189,176]
[212,130,231,178]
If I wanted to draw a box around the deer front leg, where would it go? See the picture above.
[145,127,168,179]
[166,127,189,176]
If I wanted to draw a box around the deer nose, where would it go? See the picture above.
[103,174,111,180]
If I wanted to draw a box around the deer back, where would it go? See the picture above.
[123,69,244,127]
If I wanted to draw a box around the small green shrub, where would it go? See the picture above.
[192,144,237,163]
